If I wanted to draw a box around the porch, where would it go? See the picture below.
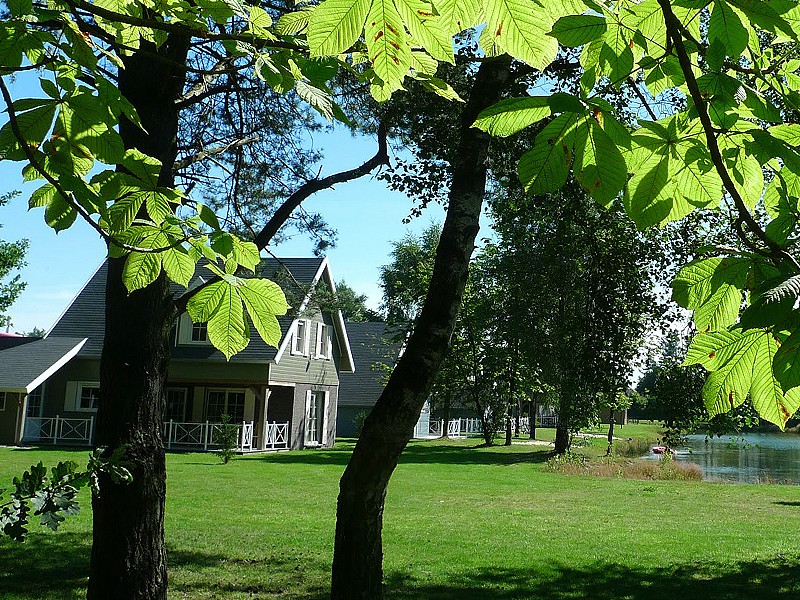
[21,415,290,453]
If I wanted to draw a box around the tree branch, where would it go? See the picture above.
[173,135,259,171]
[658,0,799,270]
[173,123,390,312]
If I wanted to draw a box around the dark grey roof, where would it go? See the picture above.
[338,322,401,407]
[0,337,86,392]
[0,336,39,351]
[49,258,326,361]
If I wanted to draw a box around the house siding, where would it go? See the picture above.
[0,392,23,444]
[42,358,101,419]
[271,311,340,388]
[291,383,338,449]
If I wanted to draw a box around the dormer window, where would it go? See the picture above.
[292,319,309,356]
[315,323,332,359]
[191,321,208,342]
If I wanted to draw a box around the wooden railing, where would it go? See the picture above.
[23,416,94,445]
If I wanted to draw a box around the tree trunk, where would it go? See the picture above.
[441,392,451,438]
[606,412,615,455]
[330,56,513,600]
[87,34,188,600]
[530,398,536,440]
[554,425,570,455]
[504,398,512,446]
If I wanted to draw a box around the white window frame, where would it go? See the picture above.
[76,382,101,412]
[304,390,328,447]
[291,319,310,356]
[314,322,332,360]
[26,387,43,417]
[0,391,6,411]
[177,313,212,346]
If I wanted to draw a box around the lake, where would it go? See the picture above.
[646,432,800,485]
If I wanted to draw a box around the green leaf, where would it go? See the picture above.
[517,113,579,196]
[484,0,559,71]
[365,0,411,90]
[238,279,288,347]
[708,0,748,60]
[308,0,371,56]
[473,96,551,138]
[549,14,607,47]
[774,329,800,392]
[123,251,162,293]
[207,284,249,360]
[162,247,195,288]
[572,118,627,207]
[276,7,313,34]
[187,281,228,322]
[43,193,77,232]
[231,238,261,271]
[394,0,454,63]
[0,103,58,161]
[672,257,750,332]
[685,329,800,428]
[198,203,221,230]
[437,0,482,34]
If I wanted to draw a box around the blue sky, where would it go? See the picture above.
[0,126,452,334]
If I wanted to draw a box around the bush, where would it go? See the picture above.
[545,452,703,481]
[215,414,239,464]
[614,437,655,458]
[354,410,369,437]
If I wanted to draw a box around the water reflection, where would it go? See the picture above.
[644,433,800,485]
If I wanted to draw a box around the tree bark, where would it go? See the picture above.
[530,398,536,440]
[329,56,513,600]
[606,412,615,455]
[87,34,188,600]
[554,425,570,455]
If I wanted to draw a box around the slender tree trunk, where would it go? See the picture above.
[504,396,513,446]
[606,412,615,455]
[529,398,536,440]
[88,35,188,600]
[330,56,513,600]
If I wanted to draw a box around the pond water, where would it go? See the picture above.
[644,432,800,485]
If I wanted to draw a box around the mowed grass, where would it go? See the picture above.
[1,438,799,600]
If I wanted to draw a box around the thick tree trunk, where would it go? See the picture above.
[87,35,188,600]
[330,56,513,600]
[554,425,570,455]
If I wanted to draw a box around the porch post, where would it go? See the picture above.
[259,387,271,451]
[53,414,60,445]
[89,416,95,445]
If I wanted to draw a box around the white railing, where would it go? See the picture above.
[163,420,289,452]
[23,416,94,445]
[261,422,289,450]
[423,418,484,438]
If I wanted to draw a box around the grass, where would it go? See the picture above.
[1,438,799,600]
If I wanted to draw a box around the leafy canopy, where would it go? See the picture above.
[6,0,800,423]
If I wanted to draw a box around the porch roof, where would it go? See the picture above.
[0,337,87,393]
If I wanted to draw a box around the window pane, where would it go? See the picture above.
[227,392,245,422]
[27,387,43,417]
[191,322,208,342]
[80,386,100,410]
[165,389,187,422]
[207,391,226,421]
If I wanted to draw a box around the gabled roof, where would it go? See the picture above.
[47,257,354,368]
[0,337,87,393]
[338,322,401,407]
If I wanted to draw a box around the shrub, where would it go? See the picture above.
[215,414,239,464]
[354,410,369,437]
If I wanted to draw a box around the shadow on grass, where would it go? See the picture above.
[0,531,91,600]
[2,536,798,600]
[254,442,551,468]
[385,556,800,600]
[774,501,800,507]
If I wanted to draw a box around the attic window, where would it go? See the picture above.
[191,321,208,342]
[292,320,309,356]
[315,323,331,360]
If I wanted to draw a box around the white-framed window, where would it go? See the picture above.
[165,388,188,422]
[26,387,43,417]
[291,319,310,356]
[176,314,212,345]
[304,390,328,446]
[315,323,332,360]
[76,383,100,411]
[205,389,246,422]
[0,391,6,411]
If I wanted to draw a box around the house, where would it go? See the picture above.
[337,321,432,438]
[0,257,354,452]
[336,321,400,437]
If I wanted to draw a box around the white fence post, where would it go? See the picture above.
[168,420,173,450]
[203,420,209,450]
[53,415,60,445]
[88,416,95,445]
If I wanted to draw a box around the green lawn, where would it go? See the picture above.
[1,438,798,600]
